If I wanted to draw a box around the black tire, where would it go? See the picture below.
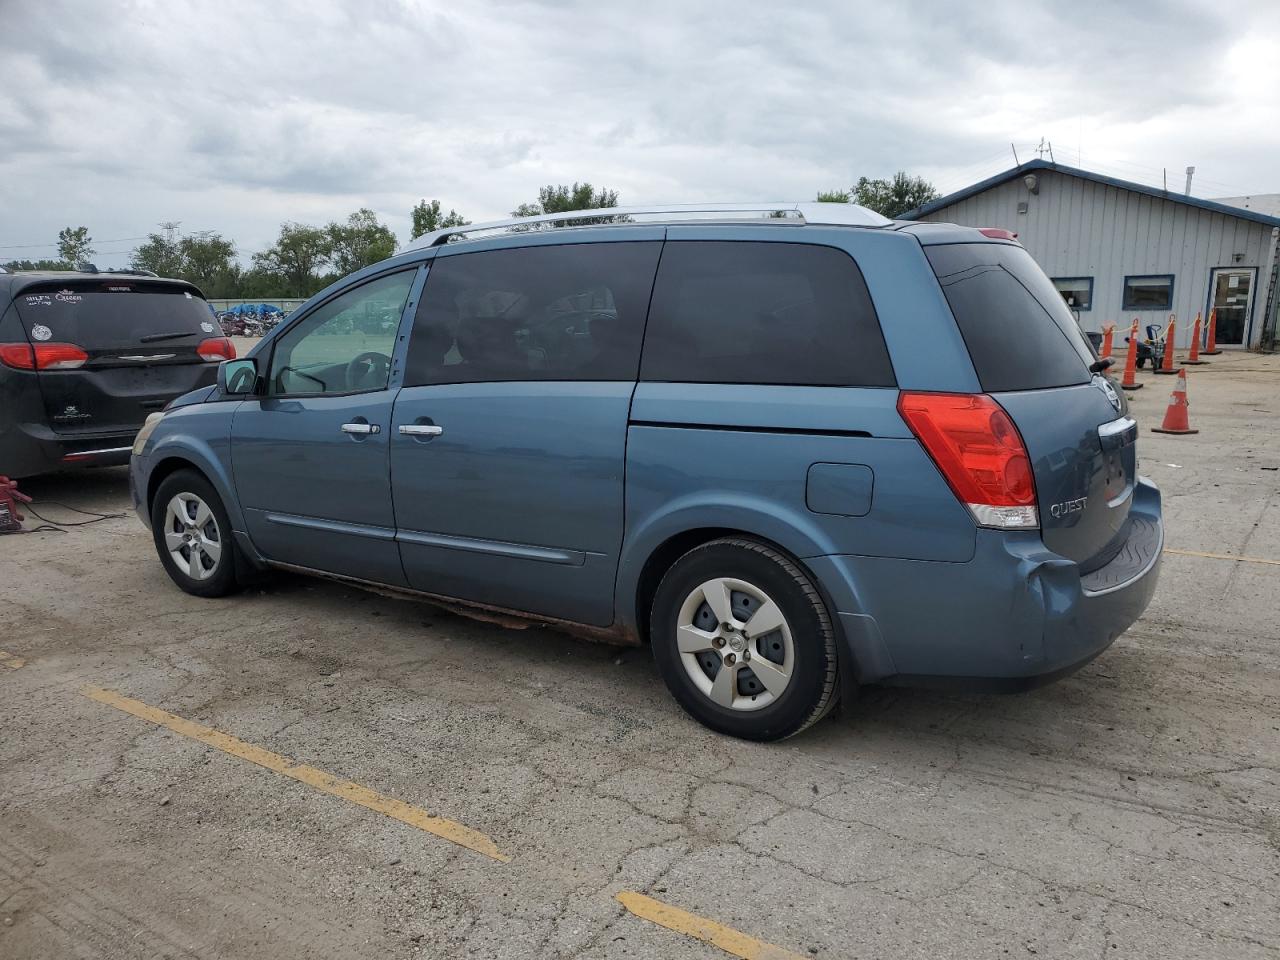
[649,537,839,741]
[150,469,241,598]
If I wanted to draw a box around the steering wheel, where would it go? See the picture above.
[346,351,391,391]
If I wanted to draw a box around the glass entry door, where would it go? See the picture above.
[1207,267,1256,346]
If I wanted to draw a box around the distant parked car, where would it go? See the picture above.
[130,203,1162,741]
[1,271,234,478]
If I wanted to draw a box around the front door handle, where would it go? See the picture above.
[341,422,380,435]
[399,424,443,437]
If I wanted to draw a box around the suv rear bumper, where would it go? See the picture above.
[807,476,1163,691]
[0,420,136,478]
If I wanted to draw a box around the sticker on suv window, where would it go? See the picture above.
[54,289,83,304]
[31,324,53,341]
[200,321,215,333]
[24,294,52,307]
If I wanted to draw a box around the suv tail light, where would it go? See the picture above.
[197,337,236,362]
[0,342,90,370]
[897,392,1038,529]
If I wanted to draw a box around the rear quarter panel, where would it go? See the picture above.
[614,226,982,630]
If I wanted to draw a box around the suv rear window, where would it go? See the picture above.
[639,241,895,387]
[14,281,218,350]
[925,243,1095,393]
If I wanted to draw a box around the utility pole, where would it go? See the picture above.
[1184,166,1196,195]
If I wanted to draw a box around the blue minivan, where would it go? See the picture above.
[130,203,1162,740]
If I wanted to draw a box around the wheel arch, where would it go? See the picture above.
[143,433,244,533]
[625,527,853,677]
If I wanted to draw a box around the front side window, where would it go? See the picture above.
[268,270,414,396]
[639,241,895,387]
[1052,277,1093,311]
[403,241,662,386]
[1122,275,1174,310]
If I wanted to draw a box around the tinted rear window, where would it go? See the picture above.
[925,243,1095,392]
[404,241,662,386]
[14,281,218,349]
[640,241,895,387]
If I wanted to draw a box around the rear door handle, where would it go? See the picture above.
[341,422,380,435]
[399,424,443,437]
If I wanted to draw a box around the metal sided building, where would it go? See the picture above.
[902,160,1280,351]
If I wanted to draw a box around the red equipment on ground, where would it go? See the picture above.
[1183,312,1208,365]
[0,476,32,534]
[1203,308,1222,355]
[1152,369,1198,435]
[1120,318,1143,391]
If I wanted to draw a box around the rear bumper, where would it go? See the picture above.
[807,476,1163,690]
[0,420,136,478]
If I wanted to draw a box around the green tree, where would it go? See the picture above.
[512,183,620,225]
[237,265,291,300]
[855,173,940,219]
[129,225,239,294]
[130,223,186,277]
[253,222,332,297]
[57,226,94,265]
[2,258,70,271]
[817,173,939,218]
[411,199,468,239]
[326,208,397,276]
[180,232,239,297]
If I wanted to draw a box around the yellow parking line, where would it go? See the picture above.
[81,686,509,863]
[616,891,808,960]
[0,650,26,671]
[1164,548,1280,566]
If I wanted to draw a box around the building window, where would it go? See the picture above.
[1052,277,1093,311]
[1122,274,1174,310]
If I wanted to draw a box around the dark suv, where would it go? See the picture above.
[0,271,235,477]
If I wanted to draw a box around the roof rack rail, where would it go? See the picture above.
[103,268,159,278]
[408,201,892,249]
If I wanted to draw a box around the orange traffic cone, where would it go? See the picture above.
[1203,308,1222,355]
[1151,369,1198,435]
[1183,312,1207,365]
[1155,314,1179,374]
[1099,323,1115,361]
[1120,318,1142,391]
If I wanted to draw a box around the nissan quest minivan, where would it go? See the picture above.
[129,203,1162,741]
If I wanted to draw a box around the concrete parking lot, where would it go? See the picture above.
[2,352,1278,959]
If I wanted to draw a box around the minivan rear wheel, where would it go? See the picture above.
[650,538,839,741]
[151,469,240,598]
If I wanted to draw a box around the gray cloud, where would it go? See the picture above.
[1,0,1275,266]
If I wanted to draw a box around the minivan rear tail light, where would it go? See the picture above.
[897,392,1039,529]
[0,342,90,370]
[197,337,236,362]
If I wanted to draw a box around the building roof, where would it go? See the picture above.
[902,159,1280,228]
[1213,194,1280,217]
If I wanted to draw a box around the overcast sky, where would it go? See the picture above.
[2,0,1277,267]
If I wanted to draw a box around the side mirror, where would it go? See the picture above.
[219,358,259,395]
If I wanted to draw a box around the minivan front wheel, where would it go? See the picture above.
[151,470,240,598]
[650,538,839,741]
